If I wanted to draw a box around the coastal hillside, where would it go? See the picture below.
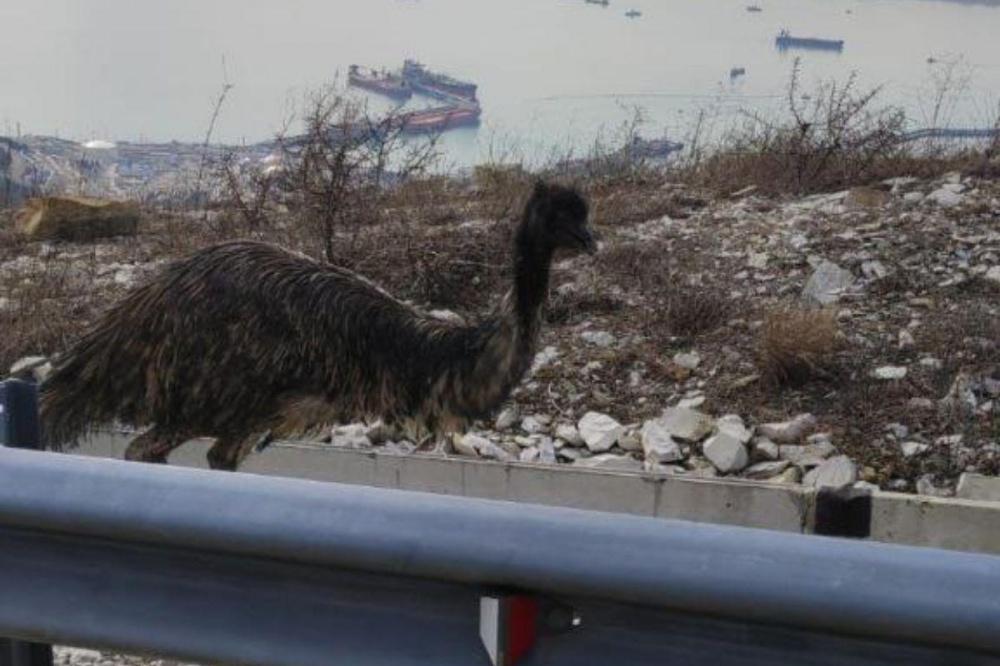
[3,151,998,497]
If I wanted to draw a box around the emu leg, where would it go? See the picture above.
[206,432,271,471]
[124,428,188,464]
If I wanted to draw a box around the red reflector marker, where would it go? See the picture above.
[479,594,539,666]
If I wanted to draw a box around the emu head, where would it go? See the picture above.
[521,181,595,255]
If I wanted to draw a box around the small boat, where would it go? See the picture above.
[775,30,844,52]
[746,5,762,11]
[625,9,642,17]
[730,67,746,79]
[629,136,684,159]
[584,0,610,6]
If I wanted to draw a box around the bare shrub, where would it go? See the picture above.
[688,62,912,196]
[0,252,109,371]
[758,306,840,385]
[659,285,733,339]
[222,89,440,261]
[601,240,731,342]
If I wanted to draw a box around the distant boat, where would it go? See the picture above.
[629,136,684,159]
[775,30,844,52]
[625,9,642,17]
[402,59,478,102]
[746,5,763,11]
[397,105,481,135]
[584,0,609,6]
[348,65,412,101]
[730,67,746,79]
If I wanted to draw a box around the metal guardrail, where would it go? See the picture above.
[0,380,53,666]
[2,379,1000,665]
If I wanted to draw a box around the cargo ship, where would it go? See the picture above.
[397,104,481,135]
[402,59,478,102]
[348,65,412,101]
[775,30,844,52]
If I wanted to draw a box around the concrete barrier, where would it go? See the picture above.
[77,432,1000,555]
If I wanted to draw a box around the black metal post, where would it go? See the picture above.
[0,380,54,666]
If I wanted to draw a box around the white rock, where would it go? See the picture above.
[558,447,584,462]
[703,432,749,473]
[672,351,701,370]
[803,455,857,488]
[901,441,930,457]
[538,437,558,464]
[898,329,915,349]
[573,453,643,472]
[927,187,963,208]
[986,266,1000,285]
[873,365,907,380]
[640,420,684,464]
[752,437,780,461]
[618,430,643,452]
[769,466,802,484]
[478,439,515,462]
[578,411,625,453]
[554,423,584,446]
[916,473,953,497]
[744,460,791,480]
[383,440,417,455]
[807,432,833,447]
[884,422,909,440]
[330,424,371,449]
[580,330,616,347]
[519,447,540,463]
[919,357,943,370]
[802,260,854,305]
[757,414,817,443]
[676,395,707,409]
[861,260,888,280]
[495,406,519,431]
[780,441,836,466]
[453,432,487,457]
[530,346,560,373]
[716,414,752,444]
[520,415,548,434]
[659,406,715,442]
[747,251,769,269]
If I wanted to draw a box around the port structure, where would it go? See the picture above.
[349,59,481,135]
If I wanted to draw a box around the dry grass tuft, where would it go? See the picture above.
[659,285,733,339]
[758,306,840,385]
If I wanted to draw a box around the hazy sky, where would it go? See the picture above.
[2,0,997,162]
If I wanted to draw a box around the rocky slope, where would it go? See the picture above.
[3,170,998,496]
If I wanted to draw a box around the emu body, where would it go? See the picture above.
[40,183,593,470]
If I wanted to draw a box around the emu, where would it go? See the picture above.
[40,182,595,470]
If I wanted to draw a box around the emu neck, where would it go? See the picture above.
[512,232,553,343]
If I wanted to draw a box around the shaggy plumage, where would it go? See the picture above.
[40,182,594,470]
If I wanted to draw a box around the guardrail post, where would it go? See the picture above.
[0,379,54,666]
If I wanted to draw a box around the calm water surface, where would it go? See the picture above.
[2,0,998,165]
